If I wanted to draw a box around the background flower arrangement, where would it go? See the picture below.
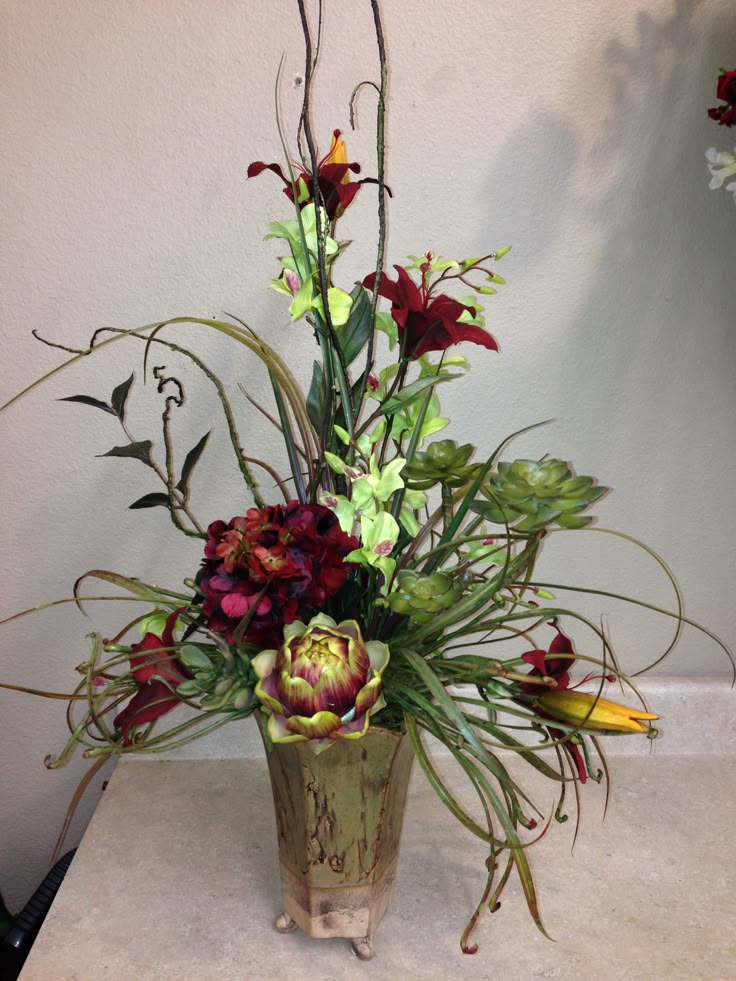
[1,0,735,949]
[705,67,736,203]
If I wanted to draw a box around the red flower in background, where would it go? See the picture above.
[198,502,358,648]
[247,130,375,220]
[362,265,498,359]
[708,69,736,127]
[114,609,191,744]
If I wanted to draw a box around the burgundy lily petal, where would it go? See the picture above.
[550,726,587,783]
[246,161,290,184]
[114,682,181,744]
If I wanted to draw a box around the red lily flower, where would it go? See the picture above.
[247,130,371,220]
[517,623,589,783]
[362,265,498,359]
[114,609,191,744]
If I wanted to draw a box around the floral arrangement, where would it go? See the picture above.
[706,67,736,203]
[3,2,732,957]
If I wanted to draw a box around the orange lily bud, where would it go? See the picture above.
[326,129,349,182]
[536,689,659,733]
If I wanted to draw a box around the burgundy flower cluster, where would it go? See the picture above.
[708,70,736,127]
[198,502,358,648]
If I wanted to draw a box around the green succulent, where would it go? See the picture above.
[387,570,461,623]
[404,439,479,490]
[472,459,607,532]
[176,643,255,712]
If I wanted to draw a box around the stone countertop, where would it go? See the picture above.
[18,751,736,981]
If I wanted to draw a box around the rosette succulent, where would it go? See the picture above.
[387,570,461,623]
[404,439,479,490]
[252,614,390,751]
[474,459,607,532]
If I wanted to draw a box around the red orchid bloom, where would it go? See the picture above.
[362,264,498,359]
[247,130,371,220]
[114,609,191,744]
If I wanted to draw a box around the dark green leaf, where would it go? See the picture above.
[57,395,115,415]
[98,440,154,467]
[336,284,372,365]
[110,373,134,420]
[175,431,210,497]
[306,360,326,433]
[129,492,171,510]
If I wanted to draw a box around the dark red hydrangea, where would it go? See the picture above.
[708,69,736,126]
[114,609,191,744]
[362,265,498,359]
[198,501,358,648]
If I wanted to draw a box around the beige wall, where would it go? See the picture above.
[1,0,734,909]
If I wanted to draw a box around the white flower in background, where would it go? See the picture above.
[705,146,736,203]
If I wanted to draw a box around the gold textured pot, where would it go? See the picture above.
[260,719,414,960]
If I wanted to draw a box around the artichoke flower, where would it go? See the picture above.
[387,570,460,623]
[404,439,479,490]
[474,459,607,532]
[252,614,390,751]
[536,690,658,734]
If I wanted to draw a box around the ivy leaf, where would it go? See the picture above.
[336,284,372,365]
[98,440,154,467]
[306,360,326,432]
[175,431,210,498]
[129,492,170,510]
[110,374,134,421]
[57,395,115,415]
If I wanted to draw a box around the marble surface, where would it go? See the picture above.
[19,750,736,981]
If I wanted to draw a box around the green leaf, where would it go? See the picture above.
[380,372,458,416]
[374,311,398,349]
[336,284,372,364]
[57,395,116,415]
[110,374,134,421]
[306,360,326,433]
[129,492,171,510]
[556,514,594,529]
[98,440,154,467]
[175,431,210,497]
[179,644,215,671]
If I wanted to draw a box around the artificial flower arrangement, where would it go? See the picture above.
[705,67,736,203]
[2,1,732,959]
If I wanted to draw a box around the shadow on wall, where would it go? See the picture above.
[479,0,736,503]
[574,0,736,465]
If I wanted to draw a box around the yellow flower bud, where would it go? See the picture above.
[326,130,349,182]
[536,689,658,733]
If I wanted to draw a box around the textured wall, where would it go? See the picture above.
[1,0,734,910]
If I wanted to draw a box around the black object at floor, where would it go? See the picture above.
[0,850,76,981]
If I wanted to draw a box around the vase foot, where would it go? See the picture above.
[351,937,375,961]
[274,912,299,934]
